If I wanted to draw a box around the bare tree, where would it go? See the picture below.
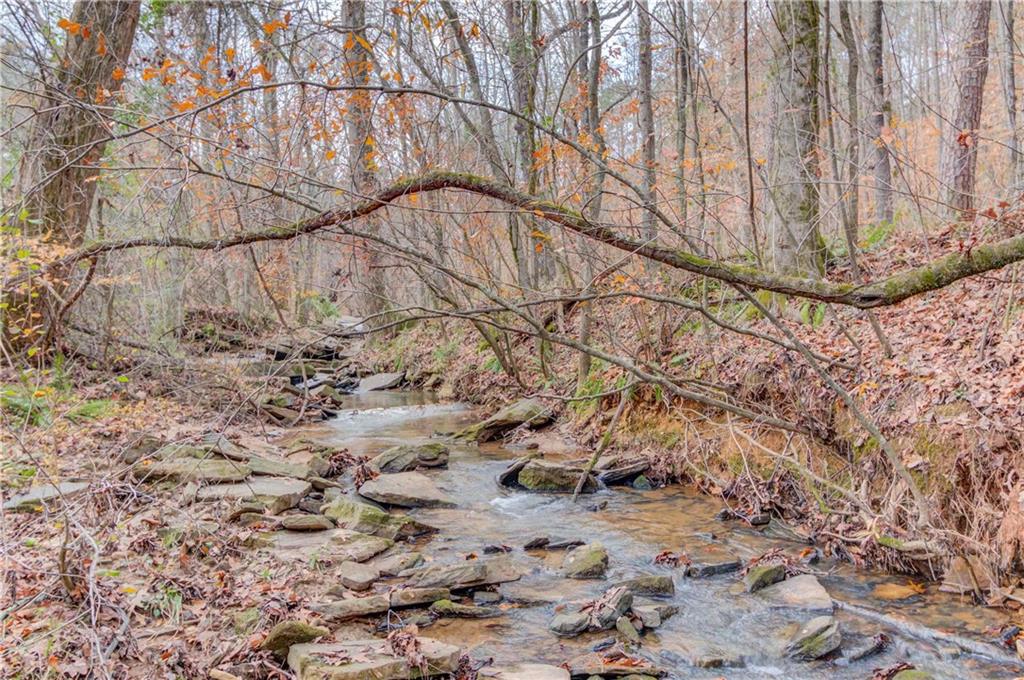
[941,0,993,218]
[868,0,894,223]
[766,0,824,276]
[999,0,1023,194]
[342,0,385,317]
[637,0,656,241]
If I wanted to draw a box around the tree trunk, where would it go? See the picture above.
[343,0,385,317]
[868,1,894,223]
[942,0,992,218]
[767,0,824,277]
[999,0,1023,193]
[505,0,552,288]
[5,0,140,355]
[839,1,861,237]
[637,0,657,241]
[674,2,690,229]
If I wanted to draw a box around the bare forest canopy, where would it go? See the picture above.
[2,0,1023,352]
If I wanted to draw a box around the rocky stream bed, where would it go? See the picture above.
[7,383,1021,679]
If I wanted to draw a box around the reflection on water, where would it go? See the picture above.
[295,391,1018,680]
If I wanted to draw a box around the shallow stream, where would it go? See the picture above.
[297,391,1019,679]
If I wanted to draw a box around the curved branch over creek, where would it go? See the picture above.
[10,171,1024,309]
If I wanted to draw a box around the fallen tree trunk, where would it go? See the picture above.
[8,171,1024,311]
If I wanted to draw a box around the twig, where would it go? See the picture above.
[572,382,634,502]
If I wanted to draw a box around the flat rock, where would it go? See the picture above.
[358,473,455,508]
[282,515,335,531]
[784,615,841,660]
[371,552,425,576]
[670,636,745,669]
[322,497,435,539]
[247,455,320,480]
[358,372,406,392]
[684,545,742,578]
[135,458,250,484]
[517,459,597,494]
[195,478,311,514]
[429,599,502,618]
[265,528,392,564]
[310,595,390,621]
[2,481,88,512]
[389,587,451,608]
[613,575,674,597]
[562,543,608,579]
[455,398,552,442]
[550,612,590,637]
[757,574,834,612]
[337,561,381,591]
[261,620,329,654]
[288,638,460,680]
[370,443,449,473]
[405,557,521,590]
[743,564,787,593]
[480,664,569,680]
[632,603,676,629]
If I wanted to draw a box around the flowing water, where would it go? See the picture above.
[296,391,1019,679]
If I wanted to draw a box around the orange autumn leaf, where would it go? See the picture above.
[225,48,235,63]
[111,66,125,80]
[172,100,195,113]
[263,19,287,35]
[141,67,158,81]
[57,18,81,35]
[325,149,336,160]
[253,63,272,81]
[355,34,373,52]
[96,32,107,55]
[81,25,91,39]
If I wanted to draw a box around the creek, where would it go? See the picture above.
[295,390,1018,679]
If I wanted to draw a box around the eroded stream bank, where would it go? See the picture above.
[281,390,1019,679]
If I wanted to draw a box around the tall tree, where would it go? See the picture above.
[868,1,893,223]
[5,0,140,353]
[838,0,861,236]
[999,0,1023,194]
[942,0,993,218]
[505,0,552,287]
[637,0,656,241]
[766,0,824,276]
[342,0,385,316]
[673,1,691,229]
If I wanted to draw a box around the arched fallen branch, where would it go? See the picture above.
[7,170,1024,309]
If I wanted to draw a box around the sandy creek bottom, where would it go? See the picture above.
[292,390,1017,679]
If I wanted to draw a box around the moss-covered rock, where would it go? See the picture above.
[562,543,609,579]
[261,620,329,655]
[743,564,786,593]
[455,398,552,442]
[370,443,449,473]
[516,459,598,494]
[321,497,434,540]
[783,616,841,661]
